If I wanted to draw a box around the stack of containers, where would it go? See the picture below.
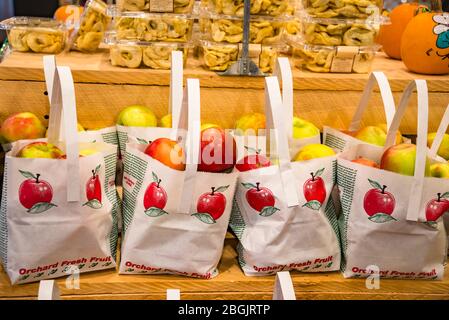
[104,0,196,69]
[198,0,296,74]
[286,0,387,73]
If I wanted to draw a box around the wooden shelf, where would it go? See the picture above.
[1,236,449,300]
[0,50,448,134]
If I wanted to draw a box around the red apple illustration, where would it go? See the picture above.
[143,172,168,217]
[302,168,326,210]
[426,192,449,222]
[192,185,229,224]
[18,170,57,213]
[363,179,396,223]
[241,182,279,217]
[83,164,102,209]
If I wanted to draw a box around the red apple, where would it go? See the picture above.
[196,186,227,221]
[363,179,396,222]
[144,138,186,171]
[236,154,271,172]
[1,112,46,143]
[18,170,56,213]
[303,168,326,205]
[198,127,236,172]
[351,157,379,168]
[426,193,449,222]
[86,166,101,204]
[144,180,167,210]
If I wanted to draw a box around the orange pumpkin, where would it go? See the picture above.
[53,5,84,30]
[401,12,449,74]
[377,3,428,60]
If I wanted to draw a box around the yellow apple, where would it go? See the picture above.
[427,132,449,160]
[430,162,449,178]
[17,142,64,159]
[293,144,336,161]
[45,122,85,137]
[380,143,431,176]
[201,123,220,131]
[292,117,320,139]
[354,126,387,146]
[375,123,403,145]
[1,112,46,142]
[117,105,158,127]
[235,112,266,136]
[159,114,172,128]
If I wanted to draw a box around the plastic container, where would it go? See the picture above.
[200,0,296,17]
[199,13,286,44]
[199,40,285,74]
[70,0,111,52]
[116,0,195,14]
[289,40,379,73]
[0,17,67,54]
[108,40,191,69]
[301,0,383,19]
[111,12,195,43]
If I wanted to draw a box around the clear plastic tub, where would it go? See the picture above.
[0,17,67,54]
[290,40,379,73]
[301,0,383,19]
[199,40,285,74]
[70,0,111,52]
[111,12,195,43]
[199,13,286,44]
[200,0,296,17]
[108,40,191,69]
[116,0,195,14]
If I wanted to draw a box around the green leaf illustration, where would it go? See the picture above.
[440,192,449,199]
[368,178,383,191]
[91,140,97,143]
[152,172,159,183]
[302,266,310,271]
[430,275,438,280]
[368,213,397,223]
[424,221,438,229]
[137,138,149,144]
[102,262,112,267]
[89,263,98,268]
[19,275,30,281]
[241,182,257,189]
[82,199,102,209]
[48,269,58,275]
[302,200,322,210]
[78,264,85,269]
[27,202,57,214]
[313,264,322,269]
[314,168,325,177]
[192,212,216,224]
[34,272,44,278]
[259,206,280,217]
[94,164,101,175]
[19,170,36,179]
[144,207,169,217]
[325,262,333,268]
[215,185,229,193]
[126,268,134,272]
[62,266,70,273]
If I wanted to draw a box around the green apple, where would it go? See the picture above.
[117,105,158,127]
[380,143,431,176]
[376,123,403,145]
[293,143,335,161]
[427,132,449,160]
[17,142,64,159]
[430,162,449,178]
[292,117,320,139]
[235,112,266,136]
[354,126,387,146]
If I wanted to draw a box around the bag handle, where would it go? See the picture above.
[169,50,184,131]
[176,78,201,214]
[265,76,299,207]
[46,65,81,203]
[429,104,449,159]
[273,57,294,138]
[384,80,429,222]
[348,71,396,133]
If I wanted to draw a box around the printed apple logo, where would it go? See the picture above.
[192,185,229,224]
[143,172,169,217]
[364,179,397,223]
[18,170,57,214]
[83,164,102,209]
[425,192,449,228]
[302,168,326,210]
[241,182,279,217]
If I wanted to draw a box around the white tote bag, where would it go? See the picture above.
[0,65,119,285]
[230,77,341,276]
[119,79,238,279]
[323,71,396,153]
[337,80,448,280]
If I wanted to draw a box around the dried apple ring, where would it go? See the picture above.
[8,28,29,52]
[110,45,143,68]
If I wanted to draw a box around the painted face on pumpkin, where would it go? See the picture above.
[433,13,449,49]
